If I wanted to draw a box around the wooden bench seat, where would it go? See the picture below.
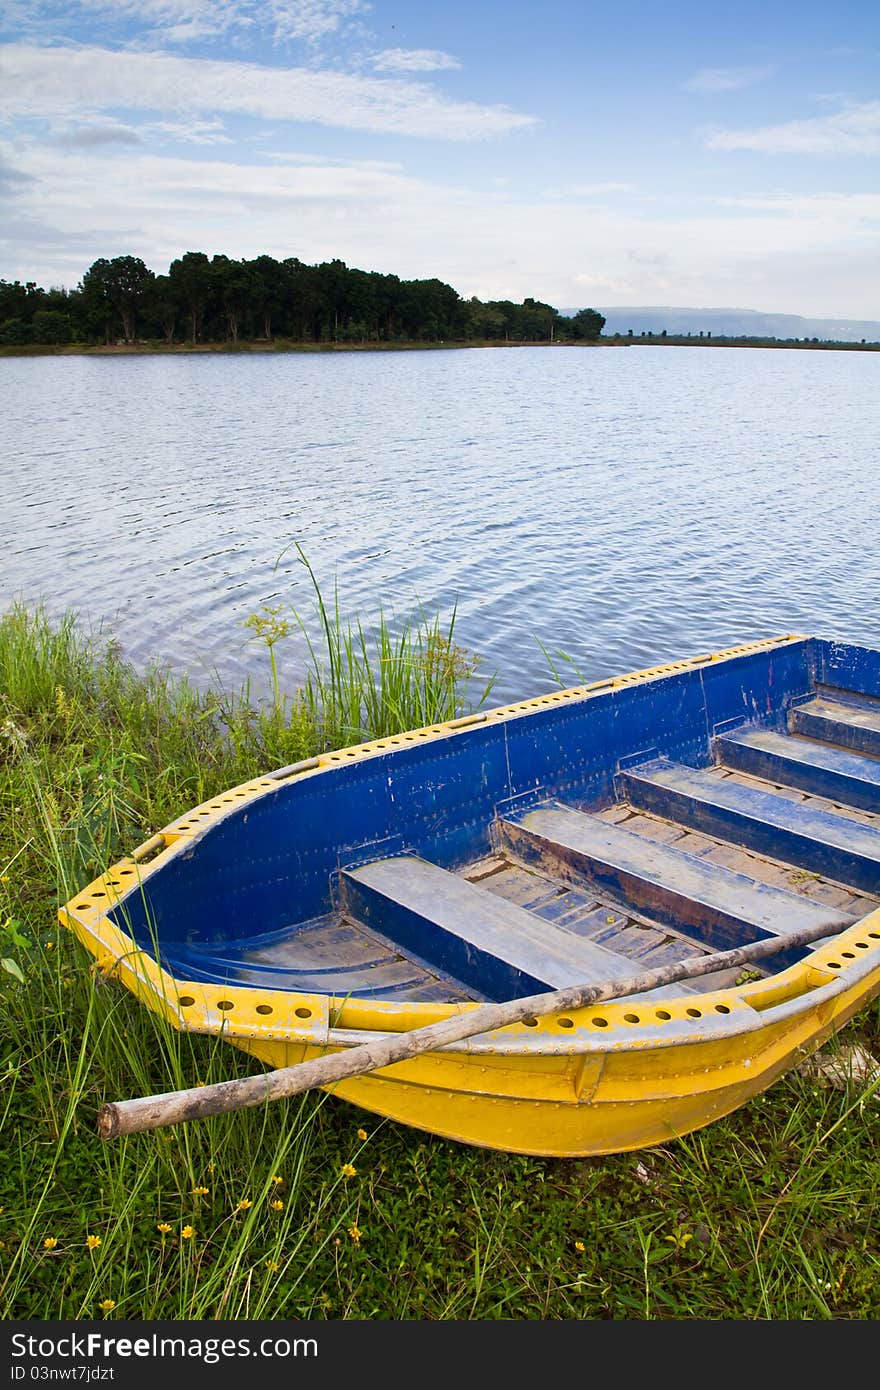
[341,855,692,1004]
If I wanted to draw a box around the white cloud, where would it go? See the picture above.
[715,192,880,220]
[54,120,143,147]
[265,0,369,45]
[543,182,637,198]
[684,65,773,93]
[147,118,232,145]
[49,113,231,146]
[2,139,878,317]
[0,43,536,140]
[4,1,370,47]
[370,49,462,73]
[0,152,34,187]
[707,100,880,154]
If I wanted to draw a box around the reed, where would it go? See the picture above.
[247,543,496,750]
[1,599,878,1320]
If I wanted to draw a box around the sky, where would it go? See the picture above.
[1,0,879,317]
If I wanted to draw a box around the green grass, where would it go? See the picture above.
[1,598,879,1320]
[246,543,495,751]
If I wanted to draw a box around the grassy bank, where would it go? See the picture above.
[3,337,878,359]
[0,338,609,358]
[1,600,879,1320]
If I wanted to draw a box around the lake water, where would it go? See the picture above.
[1,344,878,707]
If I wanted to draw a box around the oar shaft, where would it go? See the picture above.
[98,914,846,1139]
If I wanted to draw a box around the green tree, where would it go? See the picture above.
[0,279,31,324]
[148,274,178,343]
[0,316,30,344]
[81,255,154,343]
[211,255,255,342]
[314,258,352,340]
[567,308,605,340]
[516,297,561,341]
[168,251,213,343]
[280,258,314,339]
[31,309,73,344]
[371,273,404,341]
[466,298,505,340]
[401,278,462,339]
[6,252,609,351]
[247,255,284,339]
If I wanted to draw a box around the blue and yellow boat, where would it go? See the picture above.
[62,635,880,1155]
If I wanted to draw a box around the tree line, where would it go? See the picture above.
[0,253,605,349]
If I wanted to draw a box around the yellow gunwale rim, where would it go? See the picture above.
[61,631,880,1057]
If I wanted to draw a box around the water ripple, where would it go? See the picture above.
[1,345,878,705]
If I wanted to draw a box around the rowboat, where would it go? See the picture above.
[62,634,880,1156]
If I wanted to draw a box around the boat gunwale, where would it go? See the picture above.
[59,889,880,1055]
[147,632,813,842]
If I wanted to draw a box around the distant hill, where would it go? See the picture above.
[558,305,880,343]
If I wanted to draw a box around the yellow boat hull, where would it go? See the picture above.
[231,931,880,1155]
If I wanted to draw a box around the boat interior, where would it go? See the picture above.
[123,667,880,1008]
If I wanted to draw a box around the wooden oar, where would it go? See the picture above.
[98,915,852,1138]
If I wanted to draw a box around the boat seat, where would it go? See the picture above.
[340,855,692,1004]
[790,694,880,758]
[621,758,880,894]
[715,725,880,812]
[497,801,853,962]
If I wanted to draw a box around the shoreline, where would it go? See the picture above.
[2,335,877,358]
[0,338,608,358]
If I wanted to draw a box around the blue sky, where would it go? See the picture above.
[1,0,878,315]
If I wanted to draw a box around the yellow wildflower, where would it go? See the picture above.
[86,1235,101,1250]
[156,1223,171,1235]
[265,1260,279,1272]
[340,1163,357,1179]
[357,1128,367,1141]
[665,1228,693,1250]
[191,1186,209,1196]
[574,1240,586,1253]
[236,1199,253,1211]
[270,1199,284,1211]
[43,1237,58,1251]
[348,1224,361,1245]
[181,1225,194,1240]
[271,1175,284,1186]
[98,1299,115,1313]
